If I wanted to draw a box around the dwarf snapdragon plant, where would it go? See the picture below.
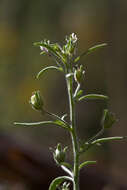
[15,33,126,190]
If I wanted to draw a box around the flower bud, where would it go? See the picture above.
[74,65,85,84]
[53,143,67,165]
[30,90,43,111]
[101,109,116,129]
[40,46,48,53]
[61,182,70,190]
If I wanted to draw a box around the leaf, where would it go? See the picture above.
[61,114,67,120]
[61,162,72,170]
[54,120,69,129]
[61,165,73,177]
[87,43,107,54]
[79,161,97,170]
[43,111,71,130]
[48,176,73,190]
[75,90,83,100]
[34,42,56,54]
[66,73,74,78]
[74,43,107,63]
[78,94,109,101]
[80,136,127,154]
[92,136,126,145]
[36,66,63,79]
[34,41,63,61]
[14,120,69,130]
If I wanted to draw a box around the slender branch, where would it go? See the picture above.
[80,136,126,154]
[61,165,73,178]
[43,109,70,128]
[92,136,125,145]
[73,83,80,98]
[87,127,104,143]
[79,161,97,170]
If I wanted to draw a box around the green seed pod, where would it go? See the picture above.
[53,143,67,165]
[74,65,85,84]
[101,109,116,129]
[30,90,43,111]
[63,33,78,57]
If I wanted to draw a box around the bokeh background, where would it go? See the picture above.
[0,0,127,189]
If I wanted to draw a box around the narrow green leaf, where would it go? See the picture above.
[92,136,126,145]
[74,43,107,63]
[61,165,73,177]
[80,136,127,154]
[66,73,74,78]
[34,42,63,61]
[61,162,72,170]
[87,43,107,53]
[49,176,73,190]
[14,121,53,126]
[36,66,63,79]
[34,42,56,55]
[78,94,109,101]
[14,120,69,130]
[61,114,67,120]
[44,111,71,130]
[75,90,83,100]
[54,120,69,129]
[79,161,97,170]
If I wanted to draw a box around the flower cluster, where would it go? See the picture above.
[35,33,78,65]
[63,33,78,58]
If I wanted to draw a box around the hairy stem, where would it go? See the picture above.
[66,75,79,190]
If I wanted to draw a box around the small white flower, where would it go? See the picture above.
[40,46,48,53]
[71,33,77,43]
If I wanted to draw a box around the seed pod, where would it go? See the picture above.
[101,109,116,129]
[53,143,67,165]
[74,65,85,84]
[30,90,44,111]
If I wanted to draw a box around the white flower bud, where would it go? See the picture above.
[53,143,67,165]
[30,90,43,111]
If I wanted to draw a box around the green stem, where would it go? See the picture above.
[87,127,104,143]
[74,83,80,98]
[43,109,70,128]
[92,136,125,144]
[66,75,79,190]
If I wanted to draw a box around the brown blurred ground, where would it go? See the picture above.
[0,132,126,190]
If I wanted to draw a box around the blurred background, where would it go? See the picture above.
[0,0,127,189]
